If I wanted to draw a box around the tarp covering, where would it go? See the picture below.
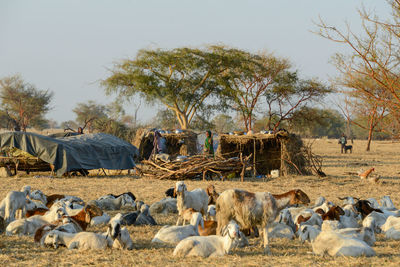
[0,132,138,176]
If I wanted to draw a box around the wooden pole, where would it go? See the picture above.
[253,138,257,177]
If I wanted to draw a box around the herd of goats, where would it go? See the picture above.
[0,181,400,258]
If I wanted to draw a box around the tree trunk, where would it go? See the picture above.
[175,111,189,130]
[366,126,373,152]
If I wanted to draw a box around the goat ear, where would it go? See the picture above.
[173,187,177,198]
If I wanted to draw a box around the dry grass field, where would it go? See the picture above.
[1,139,400,266]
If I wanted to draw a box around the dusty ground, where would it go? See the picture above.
[1,139,400,266]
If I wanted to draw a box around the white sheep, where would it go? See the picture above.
[44,230,113,250]
[311,231,376,257]
[173,220,240,258]
[3,185,31,223]
[152,212,204,244]
[175,181,208,225]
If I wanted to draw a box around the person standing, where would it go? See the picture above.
[204,130,214,156]
[339,133,347,154]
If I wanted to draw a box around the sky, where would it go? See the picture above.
[0,0,391,124]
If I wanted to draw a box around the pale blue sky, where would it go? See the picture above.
[0,0,390,123]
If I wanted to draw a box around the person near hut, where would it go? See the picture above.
[338,133,347,153]
[204,130,214,156]
[152,131,167,155]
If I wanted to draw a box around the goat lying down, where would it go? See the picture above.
[152,212,204,245]
[173,220,240,258]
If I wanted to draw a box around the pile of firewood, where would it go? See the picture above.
[136,154,251,181]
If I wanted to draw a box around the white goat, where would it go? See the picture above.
[311,231,376,257]
[207,205,216,221]
[173,220,240,258]
[298,225,321,242]
[6,207,65,236]
[381,216,400,240]
[380,196,396,211]
[90,213,111,227]
[106,214,134,250]
[339,215,360,229]
[277,208,296,233]
[362,211,387,233]
[88,195,126,210]
[152,212,204,244]
[175,181,208,225]
[3,185,31,223]
[267,222,295,240]
[44,230,113,250]
[149,197,178,215]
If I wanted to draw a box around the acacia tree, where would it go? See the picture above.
[0,75,53,131]
[264,74,330,131]
[102,46,238,130]
[316,0,400,137]
[72,101,108,133]
[220,51,290,131]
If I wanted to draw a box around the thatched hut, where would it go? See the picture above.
[216,131,310,176]
[133,129,198,161]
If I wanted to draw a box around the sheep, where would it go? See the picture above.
[311,230,376,257]
[207,205,216,221]
[88,195,126,210]
[152,212,204,245]
[173,220,240,258]
[206,185,219,205]
[44,230,112,250]
[216,189,310,254]
[380,196,396,211]
[3,185,31,223]
[134,204,156,226]
[149,197,178,215]
[174,181,208,225]
[277,208,296,233]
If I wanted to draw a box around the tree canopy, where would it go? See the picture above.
[102,46,239,129]
[0,75,53,131]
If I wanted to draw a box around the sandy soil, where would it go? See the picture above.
[1,139,400,266]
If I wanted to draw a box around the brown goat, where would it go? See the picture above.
[206,185,219,205]
[45,194,66,208]
[354,200,383,218]
[216,188,310,254]
[181,208,197,225]
[322,206,345,221]
[315,208,325,216]
[198,220,218,236]
[26,207,49,218]
[34,224,57,244]
[67,204,103,231]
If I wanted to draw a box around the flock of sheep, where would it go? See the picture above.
[1,181,400,258]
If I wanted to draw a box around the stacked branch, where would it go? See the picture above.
[136,154,252,181]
